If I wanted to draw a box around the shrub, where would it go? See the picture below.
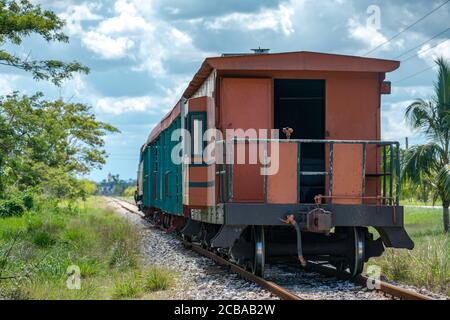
[22,194,34,210]
[123,186,135,197]
[0,199,25,218]
[112,273,143,299]
[143,266,175,292]
[78,259,102,278]
[109,240,138,270]
[374,236,449,295]
[32,231,56,248]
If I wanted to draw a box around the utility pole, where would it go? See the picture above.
[405,137,409,149]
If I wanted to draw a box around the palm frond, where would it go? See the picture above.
[401,142,443,186]
[436,165,450,202]
[434,57,450,111]
[434,57,450,146]
[405,99,440,140]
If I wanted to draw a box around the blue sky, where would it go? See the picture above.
[0,0,449,182]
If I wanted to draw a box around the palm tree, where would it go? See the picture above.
[402,57,450,233]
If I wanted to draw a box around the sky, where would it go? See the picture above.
[0,0,449,182]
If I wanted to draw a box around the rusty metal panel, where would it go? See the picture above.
[188,96,208,112]
[325,73,381,199]
[189,186,216,207]
[220,78,272,202]
[332,144,363,204]
[267,143,298,204]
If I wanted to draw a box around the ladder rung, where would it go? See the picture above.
[299,171,328,176]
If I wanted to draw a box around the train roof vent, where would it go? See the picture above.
[251,47,270,54]
[221,48,270,57]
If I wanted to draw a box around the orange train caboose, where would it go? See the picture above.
[136,51,413,278]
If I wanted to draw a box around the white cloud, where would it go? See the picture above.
[418,40,450,65]
[381,100,416,142]
[82,31,135,59]
[96,0,152,34]
[206,4,295,35]
[94,79,188,115]
[95,93,173,115]
[0,74,19,95]
[59,3,103,35]
[135,26,212,75]
[347,17,403,53]
[96,96,159,114]
[392,85,434,99]
[61,0,213,74]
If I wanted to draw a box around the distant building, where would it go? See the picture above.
[96,173,136,196]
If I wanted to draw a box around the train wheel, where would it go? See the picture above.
[334,227,366,279]
[349,227,366,277]
[251,226,265,278]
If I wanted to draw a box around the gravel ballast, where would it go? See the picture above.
[107,198,447,300]
[108,199,275,300]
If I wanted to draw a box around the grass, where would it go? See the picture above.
[369,207,449,296]
[143,266,175,292]
[0,196,176,300]
[111,267,175,299]
[401,198,442,207]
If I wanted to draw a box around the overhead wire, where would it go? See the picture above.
[364,0,450,56]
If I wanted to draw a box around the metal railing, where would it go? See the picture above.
[215,138,401,206]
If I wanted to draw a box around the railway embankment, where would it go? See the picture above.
[0,197,175,299]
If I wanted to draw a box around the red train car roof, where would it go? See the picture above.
[183,51,399,99]
[144,51,400,147]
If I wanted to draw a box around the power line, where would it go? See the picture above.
[364,0,450,56]
[394,65,437,84]
[401,38,449,63]
[394,27,450,59]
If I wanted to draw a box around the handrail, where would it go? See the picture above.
[217,138,400,146]
[214,138,401,206]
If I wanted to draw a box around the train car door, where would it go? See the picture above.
[220,78,272,202]
[274,79,325,203]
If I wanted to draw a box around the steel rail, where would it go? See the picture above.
[184,241,302,300]
[355,275,434,301]
[307,262,436,301]
[108,197,436,301]
[108,197,302,300]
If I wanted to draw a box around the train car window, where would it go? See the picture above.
[164,172,170,197]
[156,146,159,169]
[138,161,143,196]
[190,114,205,157]
[193,119,202,156]
[153,171,157,200]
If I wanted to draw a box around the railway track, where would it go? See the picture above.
[108,197,436,301]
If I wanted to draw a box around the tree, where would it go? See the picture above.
[0,92,118,197]
[402,57,450,232]
[123,186,136,198]
[0,1,118,199]
[0,0,89,85]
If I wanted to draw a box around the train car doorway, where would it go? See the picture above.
[274,79,325,203]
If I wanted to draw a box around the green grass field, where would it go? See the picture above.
[0,197,175,299]
[370,207,449,296]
